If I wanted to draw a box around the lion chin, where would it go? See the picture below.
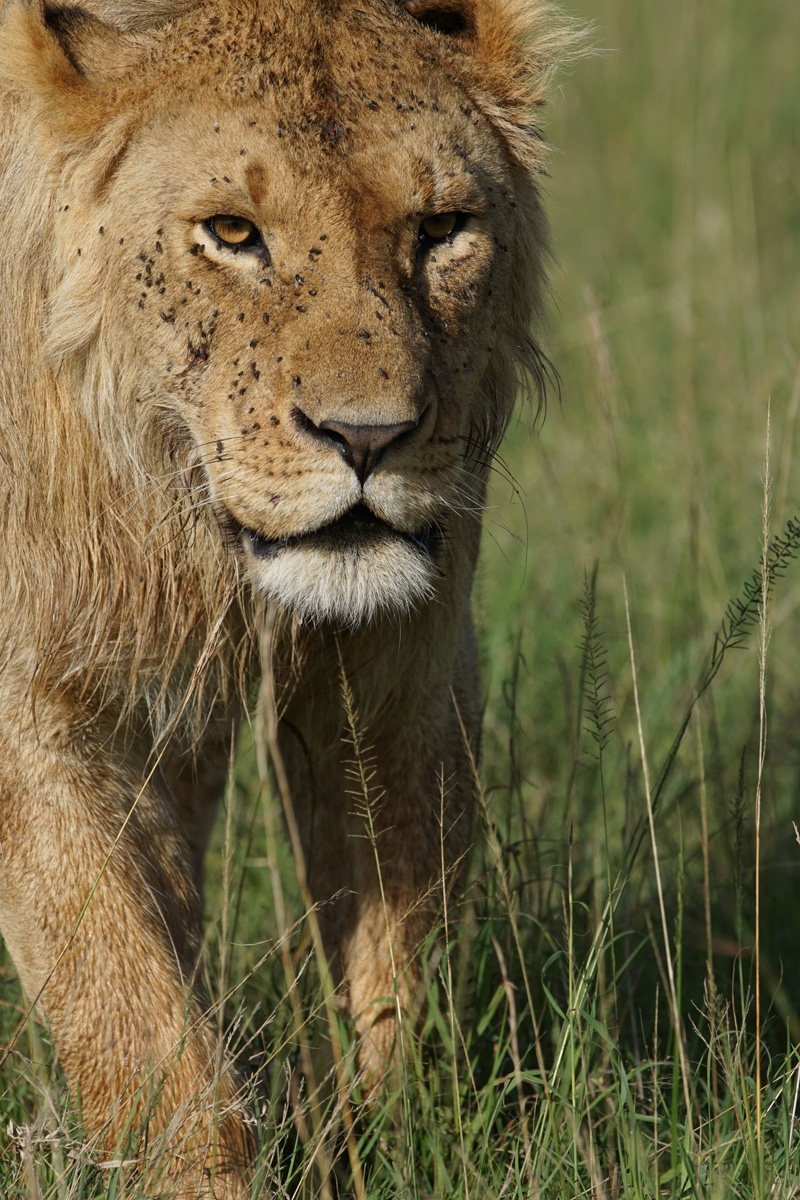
[240,504,441,626]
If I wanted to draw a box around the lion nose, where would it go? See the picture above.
[304,414,418,483]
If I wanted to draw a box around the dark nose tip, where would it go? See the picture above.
[300,412,418,483]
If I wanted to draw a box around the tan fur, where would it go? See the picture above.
[0,0,566,1190]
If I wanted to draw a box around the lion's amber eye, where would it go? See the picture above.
[420,212,459,241]
[207,215,260,248]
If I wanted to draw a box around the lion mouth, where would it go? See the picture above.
[237,503,441,560]
[229,502,444,623]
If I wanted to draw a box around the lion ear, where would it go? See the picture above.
[404,0,474,38]
[405,0,582,171]
[44,4,150,77]
[0,0,150,106]
[60,0,196,34]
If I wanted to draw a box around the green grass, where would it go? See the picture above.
[4,0,800,1194]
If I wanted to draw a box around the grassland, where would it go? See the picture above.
[3,0,800,1194]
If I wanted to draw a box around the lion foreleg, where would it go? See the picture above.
[283,691,476,1093]
[0,734,252,1196]
[341,747,472,1088]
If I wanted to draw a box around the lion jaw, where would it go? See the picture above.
[240,503,441,626]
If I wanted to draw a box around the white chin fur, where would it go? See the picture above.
[247,538,437,627]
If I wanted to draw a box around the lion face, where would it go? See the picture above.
[17,0,547,626]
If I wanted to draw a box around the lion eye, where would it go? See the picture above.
[420,212,459,241]
[207,215,261,248]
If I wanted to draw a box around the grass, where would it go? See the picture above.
[3,0,800,1194]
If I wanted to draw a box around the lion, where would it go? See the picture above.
[0,0,565,1190]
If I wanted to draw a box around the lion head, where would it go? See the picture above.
[1,0,557,637]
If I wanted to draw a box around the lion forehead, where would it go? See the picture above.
[135,2,503,191]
